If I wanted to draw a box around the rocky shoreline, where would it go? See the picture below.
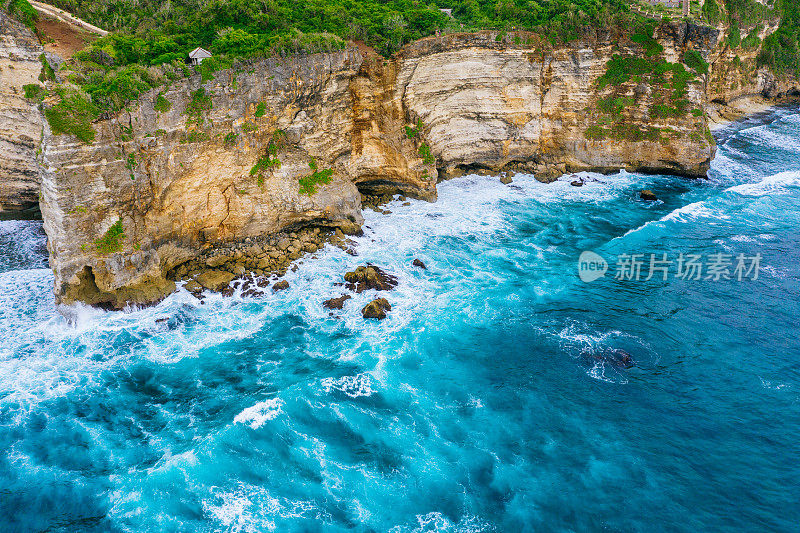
[163,194,427,320]
[3,16,798,308]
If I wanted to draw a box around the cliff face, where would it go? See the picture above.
[704,11,799,121]
[32,28,740,307]
[0,13,43,217]
[397,30,714,179]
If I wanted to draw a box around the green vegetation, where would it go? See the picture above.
[249,136,282,180]
[7,0,794,131]
[741,28,762,50]
[8,0,38,33]
[418,143,434,165]
[154,93,171,113]
[631,23,663,57]
[47,0,636,69]
[758,0,800,78]
[696,0,798,78]
[597,55,697,97]
[249,153,280,176]
[590,32,710,143]
[224,131,238,145]
[23,83,46,100]
[254,102,266,118]
[125,153,136,179]
[95,220,125,254]
[597,96,634,117]
[584,124,607,140]
[683,50,709,75]
[405,119,424,139]
[651,101,690,118]
[38,54,55,82]
[299,157,333,195]
[242,121,258,133]
[44,88,99,143]
[185,87,212,126]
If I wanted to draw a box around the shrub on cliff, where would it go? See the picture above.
[185,88,212,126]
[758,0,800,78]
[299,158,333,195]
[154,93,171,113]
[95,220,125,254]
[7,0,38,33]
[22,83,46,101]
[44,88,100,143]
[683,50,709,75]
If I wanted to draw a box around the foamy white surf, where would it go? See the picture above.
[234,398,285,429]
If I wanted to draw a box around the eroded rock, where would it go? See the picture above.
[362,298,391,319]
[640,190,658,202]
[323,294,351,310]
[195,270,236,292]
[344,265,398,293]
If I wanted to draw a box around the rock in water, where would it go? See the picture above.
[362,298,391,319]
[344,265,398,292]
[640,190,658,202]
[195,270,236,292]
[272,280,290,291]
[323,294,351,310]
[571,180,583,187]
[608,349,634,368]
[412,259,427,269]
[184,280,203,294]
[500,175,513,184]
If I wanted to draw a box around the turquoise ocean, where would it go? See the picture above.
[1,107,799,531]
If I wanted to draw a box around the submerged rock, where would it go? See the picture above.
[272,280,290,291]
[640,189,658,202]
[608,349,634,368]
[323,294,351,310]
[571,180,584,187]
[362,298,391,319]
[412,258,427,269]
[344,265,398,293]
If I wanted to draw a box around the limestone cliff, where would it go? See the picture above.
[0,12,43,217]
[20,23,793,307]
[38,29,724,307]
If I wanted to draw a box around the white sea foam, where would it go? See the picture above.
[389,512,493,533]
[202,484,326,532]
[321,373,375,398]
[0,220,47,270]
[743,125,800,154]
[726,170,800,196]
[234,398,285,429]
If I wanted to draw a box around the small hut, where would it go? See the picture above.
[187,47,212,66]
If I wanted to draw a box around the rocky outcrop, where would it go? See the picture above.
[704,12,799,124]
[40,50,370,308]
[0,12,44,217]
[33,25,782,308]
[362,297,391,319]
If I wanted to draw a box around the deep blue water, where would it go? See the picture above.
[1,108,799,532]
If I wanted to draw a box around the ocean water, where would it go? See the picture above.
[2,107,800,532]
